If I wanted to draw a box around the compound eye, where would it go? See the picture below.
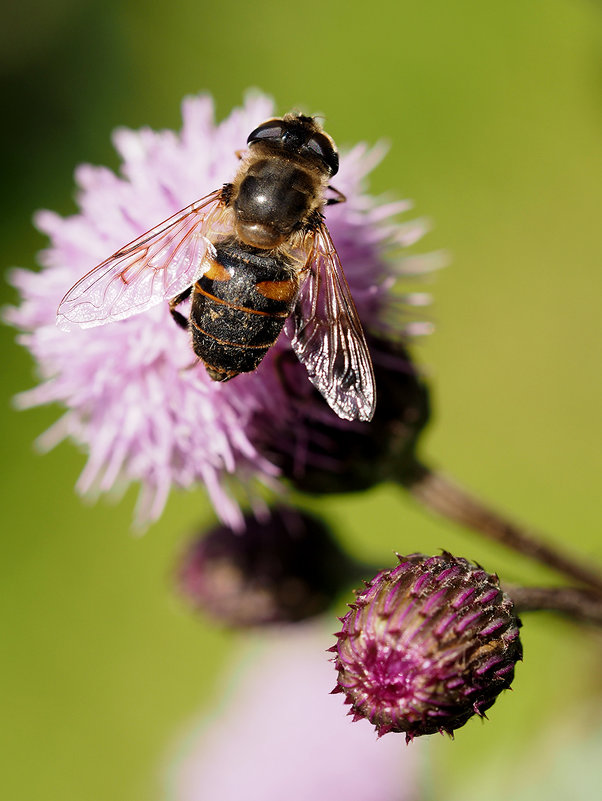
[305,133,339,176]
[247,119,284,146]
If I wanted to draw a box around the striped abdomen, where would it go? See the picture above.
[190,242,299,381]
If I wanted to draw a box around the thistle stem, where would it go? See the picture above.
[399,460,602,596]
[505,584,602,626]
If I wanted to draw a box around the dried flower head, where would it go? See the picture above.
[6,92,434,528]
[177,505,357,626]
[332,553,522,741]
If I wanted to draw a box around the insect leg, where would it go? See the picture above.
[325,185,346,206]
[169,286,192,329]
[271,348,305,397]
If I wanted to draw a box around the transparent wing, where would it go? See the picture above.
[290,224,376,422]
[56,189,228,330]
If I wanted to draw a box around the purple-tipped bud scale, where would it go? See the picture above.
[333,553,522,740]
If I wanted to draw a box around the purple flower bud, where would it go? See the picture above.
[255,335,430,494]
[332,553,522,741]
[177,506,357,626]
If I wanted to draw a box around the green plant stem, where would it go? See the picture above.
[399,460,602,596]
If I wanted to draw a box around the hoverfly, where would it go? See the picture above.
[57,113,376,422]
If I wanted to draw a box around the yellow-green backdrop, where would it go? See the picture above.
[1,1,601,799]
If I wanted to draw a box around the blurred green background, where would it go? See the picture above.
[2,1,601,799]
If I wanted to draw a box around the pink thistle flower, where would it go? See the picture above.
[6,92,434,528]
[332,553,522,741]
[167,626,425,801]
